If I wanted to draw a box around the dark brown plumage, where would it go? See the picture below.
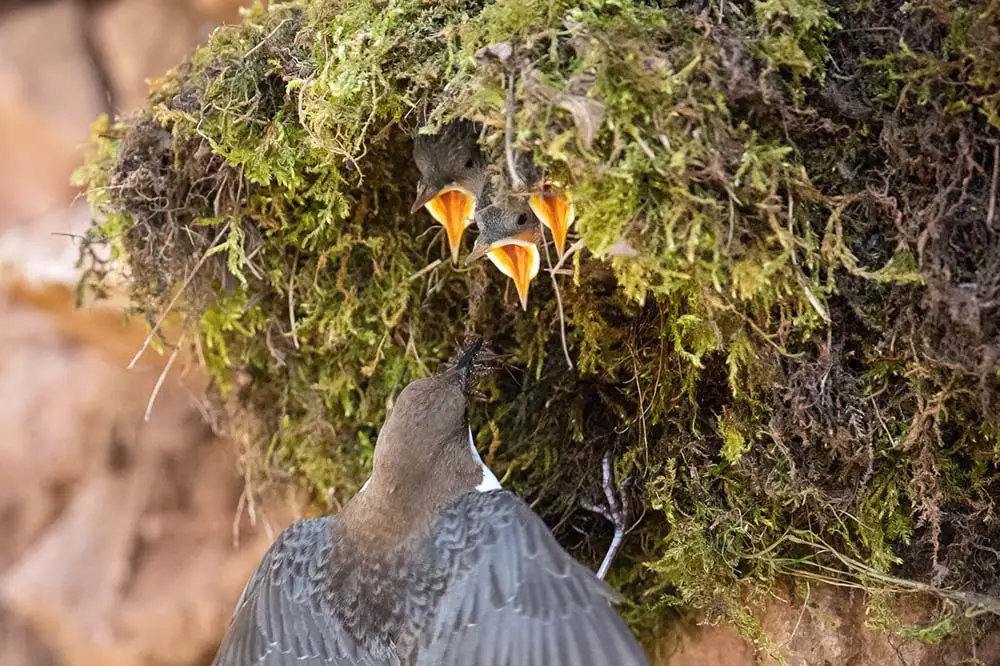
[410,120,488,263]
[211,340,649,666]
[465,203,541,310]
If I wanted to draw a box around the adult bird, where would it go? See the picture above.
[211,339,649,666]
[411,120,488,263]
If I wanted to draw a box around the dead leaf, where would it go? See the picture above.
[475,41,513,66]
[556,94,605,150]
[606,237,640,257]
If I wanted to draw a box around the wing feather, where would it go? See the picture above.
[419,491,649,666]
[211,517,384,666]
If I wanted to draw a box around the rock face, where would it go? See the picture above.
[0,0,104,224]
[649,586,1000,666]
[0,0,244,229]
[92,0,202,112]
[757,586,1000,666]
[0,1,274,659]
[185,0,252,22]
[0,281,299,666]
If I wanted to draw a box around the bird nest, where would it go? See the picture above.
[76,0,1000,645]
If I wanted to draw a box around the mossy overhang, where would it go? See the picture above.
[75,0,1000,642]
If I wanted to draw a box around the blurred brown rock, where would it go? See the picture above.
[0,0,104,224]
[0,608,56,666]
[185,0,249,22]
[0,0,244,229]
[92,0,200,112]
[0,282,298,666]
[0,2,298,665]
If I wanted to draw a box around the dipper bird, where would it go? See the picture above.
[460,150,577,308]
[465,202,541,311]
[411,120,488,263]
[211,340,649,666]
[531,187,575,259]
[518,156,576,261]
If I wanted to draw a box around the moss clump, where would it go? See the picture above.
[78,0,1000,647]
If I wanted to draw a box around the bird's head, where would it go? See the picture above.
[369,338,497,505]
[411,121,487,261]
[380,337,496,435]
[411,120,486,206]
[466,204,541,310]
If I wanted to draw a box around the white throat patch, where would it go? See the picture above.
[357,427,501,494]
[469,427,502,492]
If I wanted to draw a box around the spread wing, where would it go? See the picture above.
[419,491,649,666]
[212,517,383,666]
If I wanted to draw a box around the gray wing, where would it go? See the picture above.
[212,517,381,666]
[419,491,649,666]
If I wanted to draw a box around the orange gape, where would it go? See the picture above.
[425,189,475,262]
[529,191,574,259]
[487,242,539,310]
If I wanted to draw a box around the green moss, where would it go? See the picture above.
[78,0,1000,650]
[754,0,838,79]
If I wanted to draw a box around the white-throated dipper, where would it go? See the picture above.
[516,154,576,261]
[465,201,541,311]
[211,339,649,666]
[411,119,488,264]
[411,122,576,306]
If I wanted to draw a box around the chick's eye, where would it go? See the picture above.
[517,216,526,226]
[464,157,475,169]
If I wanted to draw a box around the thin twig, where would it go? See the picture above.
[50,231,87,240]
[232,481,256,549]
[405,330,430,376]
[629,344,649,463]
[868,393,895,445]
[504,61,524,190]
[144,333,185,422]
[988,143,999,230]
[245,18,290,59]
[797,271,831,323]
[233,487,246,548]
[721,299,795,356]
[128,223,229,369]
[780,533,1000,616]
[542,237,573,370]
[409,259,442,282]
[288,250,300,350]
[546,238,586,274]
[788,581,810,646]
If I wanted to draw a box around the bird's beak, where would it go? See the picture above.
[414,185,476,263]
[483,237,541,311]
[529,190,575,259]
[465,240,490,265]
[410,182,435,214]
